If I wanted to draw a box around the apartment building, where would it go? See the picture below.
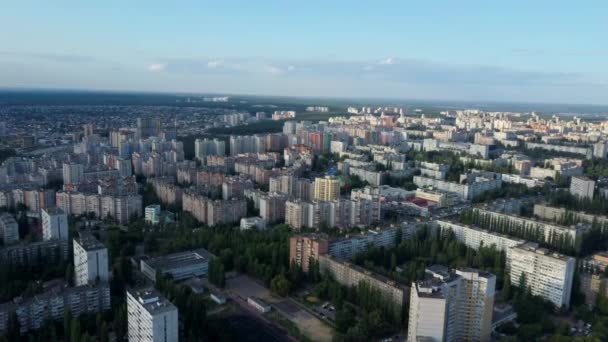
[182,191,246,226]
[0,213,19,245]
[0,239,69,267]
[284,198,380,231]
[127,288,178,342]
[472,206,584,244]
[570,176,595,200]
[289,234,329,272]
[258,192,288,223]
[73,233,109,286]
[0,282,110,334]
[407,265,495,342]
[194,138,226,161]
[148,177,183,206]
[318,254,408,308]
[508,242,575,308]
[55,192,142,224]
[41,207,69,241]
[413,175,501,200]
[438,220,526,259]
[314,176,340,201]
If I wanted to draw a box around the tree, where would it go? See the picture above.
[70,317,81,342]
[99,322,109,342]
[6,312,20,342]
[335,306,356,333]
[63,310,72,341]
[270,274,291,297]
[502,275,512,301]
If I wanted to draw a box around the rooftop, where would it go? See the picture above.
[75,233,106,251]
[43,207,66,216]
[143,248,211,271]
[129,288,177,315]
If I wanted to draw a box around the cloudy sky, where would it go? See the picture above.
[1,1,607,104]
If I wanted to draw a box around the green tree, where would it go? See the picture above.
[70,317,81,342]
[6,312,20,342]
[270,274,291,297]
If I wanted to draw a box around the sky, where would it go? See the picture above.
[1,1,607,104]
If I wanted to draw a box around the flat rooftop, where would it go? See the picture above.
[144,248,211,270]
[43,207,66,215]
[129,288,177,315]
[76,233,105,251]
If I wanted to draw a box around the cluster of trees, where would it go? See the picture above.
[548,190,608,216]
[208,258,226,288]
[308,271,401,341]
[128,220,292,289]
[156,274,208,341]
[340,175,369,194]
[353,227,507,288]
[0,254,71,303]
[584,158,608,178]
[459,208,577,255]
[472,183,545,203]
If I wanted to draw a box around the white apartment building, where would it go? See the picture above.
[570,176,595,200]
[41,207,69,241]
[145,204,161,225]
[507,242,575,308]
[407,266,495,342]
[472,207,583,245]
[0,213,19,244]
[413,175,501,200]
[127,288,178,342]
[73,233,109,286]
[438,220,526,259]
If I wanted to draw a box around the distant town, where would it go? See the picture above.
[0,91,607,341]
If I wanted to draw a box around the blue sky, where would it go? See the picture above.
[1,1,607,104]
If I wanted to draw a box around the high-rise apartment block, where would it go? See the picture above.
[407,266,495,342]
[570,176,595,200]
[195,138,226,161]
[507,242,575,308]
[289,235,329,272]
[41,207,69,241]
[73,233,109,286]
[313,176,340,201]
[62,162,84,184]
[127,288,178,342]
[136,117,161,139]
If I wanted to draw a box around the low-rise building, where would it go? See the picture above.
[141,248,211,282]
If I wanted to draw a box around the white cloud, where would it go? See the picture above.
[264,65,283,75]
[207,59,224,69]
[148,63,167,72]
[379,57,395,65]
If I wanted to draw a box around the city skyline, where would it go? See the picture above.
[2,1,608,104]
